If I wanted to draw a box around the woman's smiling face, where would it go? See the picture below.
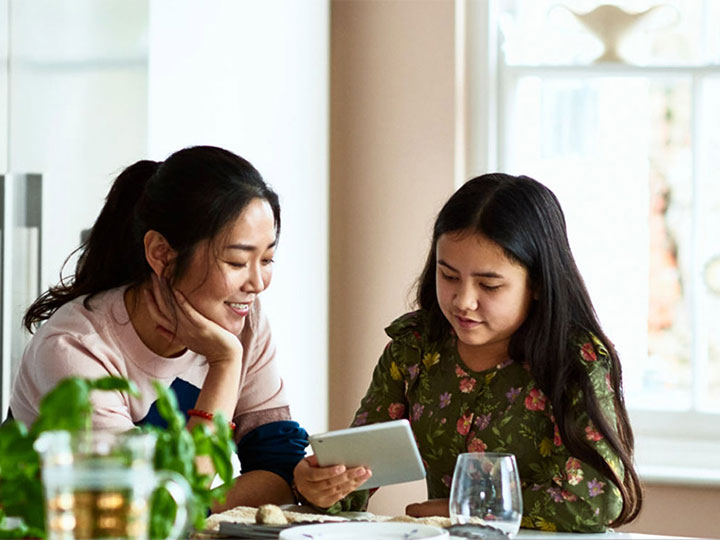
[173,198,276,336]
[435,231,533,363]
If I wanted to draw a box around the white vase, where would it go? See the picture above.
[561,4,665,63]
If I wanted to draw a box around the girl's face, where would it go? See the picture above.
[436,231,533,361]
[173,198,276,336]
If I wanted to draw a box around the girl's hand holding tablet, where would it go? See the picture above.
[293,455,371,509]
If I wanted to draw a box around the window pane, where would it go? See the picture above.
[505,75,693,410]
[646,79,692,409]
[700,76,720,411]
[499,0,718,65]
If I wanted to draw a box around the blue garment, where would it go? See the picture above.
[140,378,200,429]
[138,377,308,485]
[237,421,308,485]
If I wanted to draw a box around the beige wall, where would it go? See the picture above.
[328,0,720,537]
[329,0,455,513]
[329,0,456,429]
[618,484,720,538]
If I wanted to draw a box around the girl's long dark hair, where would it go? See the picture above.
[416,173,641,526]
[24,145,280,331]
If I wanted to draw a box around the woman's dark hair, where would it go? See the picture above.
[24,145,280,331]
[416,173,642,526]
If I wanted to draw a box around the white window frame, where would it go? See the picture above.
[458,0,720,486]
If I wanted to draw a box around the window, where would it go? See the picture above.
[464,0,720,482]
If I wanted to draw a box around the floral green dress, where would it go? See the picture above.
[342,310,624,533]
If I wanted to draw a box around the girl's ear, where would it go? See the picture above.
[144,230,177,278]
[530,279,540,300]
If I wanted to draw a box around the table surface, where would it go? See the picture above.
[204,505,716,540]
[511,531,713,540]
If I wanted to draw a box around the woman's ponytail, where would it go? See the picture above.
[23,160,159,331]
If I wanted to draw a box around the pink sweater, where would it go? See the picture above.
[10,287,289,435]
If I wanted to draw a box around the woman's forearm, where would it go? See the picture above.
[193,361,243,422]
[212,470,294,513]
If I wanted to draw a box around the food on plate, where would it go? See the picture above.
[387,514,452,528]
[200,503,451,535]
[203,506,257,532]
[202,505,348,532]
[256,504,289,525]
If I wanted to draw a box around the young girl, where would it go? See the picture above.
[294,173,642,532]
[10,145,308,510]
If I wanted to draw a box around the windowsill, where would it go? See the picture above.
[634,433,720,488]
[501,63,720,74]
[639,464,720,487]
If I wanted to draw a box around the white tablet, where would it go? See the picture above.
[308,419,426,491]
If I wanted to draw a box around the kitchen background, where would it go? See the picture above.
[1,1,719,538]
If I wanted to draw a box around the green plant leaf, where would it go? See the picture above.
[1,376,237,539]
[30,376,136,435]
[0,510,45,539]
[148,487,177,540]
[0,419,45,533]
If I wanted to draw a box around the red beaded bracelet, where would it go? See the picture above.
[188,408,237,431]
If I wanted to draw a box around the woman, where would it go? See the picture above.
[11,145,307,509]
[294,173,642,532]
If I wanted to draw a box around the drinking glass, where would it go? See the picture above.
[34,430,192,540]
[449,452,523,537]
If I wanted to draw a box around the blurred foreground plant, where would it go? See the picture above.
[0,376,235,539]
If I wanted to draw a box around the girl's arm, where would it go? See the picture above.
[520,439,623,532]
[520,342,625,533]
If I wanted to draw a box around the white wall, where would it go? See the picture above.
[147,0,329,434]
[9,0,148,289]
[0,0,8,174]
[2,0,148,412]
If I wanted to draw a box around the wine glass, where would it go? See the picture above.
[449,452,523,538]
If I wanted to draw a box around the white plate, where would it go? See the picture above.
[279,522,449,540]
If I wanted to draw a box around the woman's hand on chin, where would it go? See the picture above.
[406,498,450,517]
[144,274,243,365]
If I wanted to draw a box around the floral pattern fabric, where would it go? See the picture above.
[346,311,624,533]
